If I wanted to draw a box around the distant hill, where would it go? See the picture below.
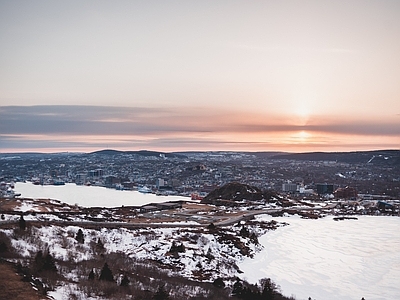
[270,150,400,165]
[174,151,286,158]
[251,151,287,158]
[89,149,187,158]
[89,149,123,156]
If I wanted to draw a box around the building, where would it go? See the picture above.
[282,183,298,193]
[316,183,334,195]
[75,173,87,185]
[156,178,165,188]
[88,169,104,178]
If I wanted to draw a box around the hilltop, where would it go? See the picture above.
[89,149,187,159]
[268,149,400,165]
[201,182,278,206]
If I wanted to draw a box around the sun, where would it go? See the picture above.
[294,130,311,143]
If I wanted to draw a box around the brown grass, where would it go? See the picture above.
[0,260,47,300]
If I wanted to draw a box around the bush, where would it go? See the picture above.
[153,284,169,300]
[0,232,13,257]
[213,278,225,288]
[169,241,185,254]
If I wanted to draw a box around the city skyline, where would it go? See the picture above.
[1,1,399,153]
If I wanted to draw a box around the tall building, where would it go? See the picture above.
[282,183,298,193]
[316,183,334,195]
[156,178,165,188]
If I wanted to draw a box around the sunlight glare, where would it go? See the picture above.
[295,130,311,143]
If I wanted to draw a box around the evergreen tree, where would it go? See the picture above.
[99,262,114,282]
[153,285,169,300]
[206,248,214,261]
[43,252,57,272]
[207,222,217,232]
[250,232,259,244]
[120,275,130,287]
[260,278,276,300]
[19,215,26,231]
[95,238,105,255]
[34,251,57,273]
[232,278,243,297]
[169,241,185,253]
[240,226,250,238]
[76,229,85,244]
[88,269,95,280]
[34,250,44,272]
[0,241,7,253]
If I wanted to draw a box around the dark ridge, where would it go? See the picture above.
[201,182,277,205]
[174,151,286,158]
[251,151,287,158]
[89,149,187,158]
[126,150,187,158]
[0,152,82,158]
[270,150,400,165]
[89,149,124,155]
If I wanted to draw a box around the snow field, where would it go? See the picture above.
[239,215,400,300]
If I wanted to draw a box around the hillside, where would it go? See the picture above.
[201,182,277,205]
[270,150,400,165]
[0,215,290,299]
[0,260,44,300]
[89,149,187,158]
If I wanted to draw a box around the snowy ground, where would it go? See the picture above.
[239,215,400,300]
[3,213,399,299]
[3,219,277,299]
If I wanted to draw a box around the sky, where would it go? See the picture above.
[1,0,399,153]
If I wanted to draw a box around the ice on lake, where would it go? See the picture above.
[15,182,186,207]
[239,215,400,300]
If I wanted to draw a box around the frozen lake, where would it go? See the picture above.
[14,182,187,207]
[239,215,400,300]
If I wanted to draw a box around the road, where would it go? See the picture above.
[0,205,334,229]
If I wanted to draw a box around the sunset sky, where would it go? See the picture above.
[1,1,399,153]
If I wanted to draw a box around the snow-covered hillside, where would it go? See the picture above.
[1,218,283,299]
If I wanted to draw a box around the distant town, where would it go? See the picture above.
[1,149,399,200]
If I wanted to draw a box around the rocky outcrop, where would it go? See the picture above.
[201,182,276,205]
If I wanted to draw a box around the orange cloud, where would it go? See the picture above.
[1,105,399,153]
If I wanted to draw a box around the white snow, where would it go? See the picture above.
[239,215,400,300]
[13,201,38,212]
[48,283,103,300]
[153,221,200,225]
[4,206,399,300]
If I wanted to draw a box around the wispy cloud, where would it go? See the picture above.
[0,105,399,152]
